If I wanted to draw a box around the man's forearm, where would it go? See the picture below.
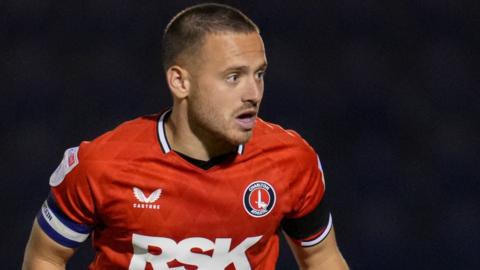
[302,252,349,270]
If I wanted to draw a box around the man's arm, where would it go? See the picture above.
[285,227,349,270]
[22,219,76,270]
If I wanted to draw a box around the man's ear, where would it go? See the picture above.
[166,65,191,99]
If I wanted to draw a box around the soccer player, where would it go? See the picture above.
[23,3,349,270]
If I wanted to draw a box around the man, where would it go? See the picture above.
[23,3,348,270]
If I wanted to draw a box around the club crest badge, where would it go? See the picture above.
[243,181,276,218]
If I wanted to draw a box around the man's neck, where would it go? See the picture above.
[165,108,236,161]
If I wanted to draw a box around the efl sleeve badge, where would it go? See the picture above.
[49,147,80,187]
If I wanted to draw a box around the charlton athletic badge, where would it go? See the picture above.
[243,181,276,218]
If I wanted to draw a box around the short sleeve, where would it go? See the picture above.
[281,151,333,247]
[36,144,95,248]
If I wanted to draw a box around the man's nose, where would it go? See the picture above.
[242,76,263,105]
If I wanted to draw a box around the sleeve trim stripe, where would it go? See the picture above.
[39,201,90,243]
[46,195,91,234]
[300,214,333,247]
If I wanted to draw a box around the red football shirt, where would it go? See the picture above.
[37,109,333,269]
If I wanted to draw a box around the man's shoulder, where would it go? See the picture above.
[78,113,161,162]
[250,118,316,158]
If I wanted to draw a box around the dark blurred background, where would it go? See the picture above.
[1,0,479,269]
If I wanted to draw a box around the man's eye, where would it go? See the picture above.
[256,70,266,80]
[226,74,239,83]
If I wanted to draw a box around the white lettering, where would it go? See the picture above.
[177,238,215,269]
[248,183,270,192]
[129,234,262,270]
[129,234,178,270]
[212,236,262,270]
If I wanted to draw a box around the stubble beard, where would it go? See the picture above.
[187,102,252,149]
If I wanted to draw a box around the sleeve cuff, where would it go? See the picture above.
[297,213,333,247]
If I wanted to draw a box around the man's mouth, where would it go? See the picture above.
[235,110,257,130]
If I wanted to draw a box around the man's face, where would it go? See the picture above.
[186,32,267,146]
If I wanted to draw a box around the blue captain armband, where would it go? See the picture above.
[36,195,92,248]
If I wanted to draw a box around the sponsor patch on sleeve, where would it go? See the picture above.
[49,147,79,187]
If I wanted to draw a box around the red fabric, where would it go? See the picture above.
[50,114,326,269]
